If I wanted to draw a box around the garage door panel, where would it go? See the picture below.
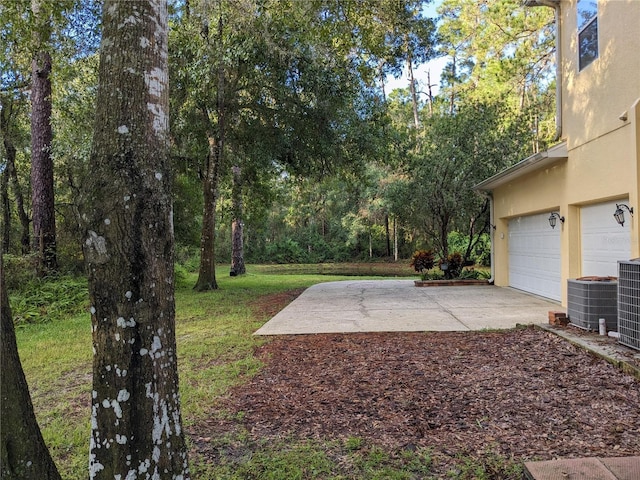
[509,213,561,301]
[581,202,631,277]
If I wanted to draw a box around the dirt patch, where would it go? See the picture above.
[194,327,640,472]
[248,288,306,320]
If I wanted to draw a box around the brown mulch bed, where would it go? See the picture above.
[192,290,640,473]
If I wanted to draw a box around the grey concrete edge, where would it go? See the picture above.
[535,324,640,381]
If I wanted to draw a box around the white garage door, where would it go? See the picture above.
[509,213,561,301]
[581,201,631,277]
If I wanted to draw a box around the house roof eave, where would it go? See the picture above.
[473,141,568,192]
[522,0,560,7]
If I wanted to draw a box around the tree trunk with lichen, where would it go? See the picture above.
[81,1,189,478]
[1,255,62,480]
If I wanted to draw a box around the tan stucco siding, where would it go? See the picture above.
[561,0,640,150]
[631,98,640,258]
[565,123,635,205]
[491,116,638,305]
[480,1,639,306]
[491,161,568,298]
[491,163,567,223]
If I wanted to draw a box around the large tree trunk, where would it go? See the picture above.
[230,165,245,276]
[30,0,57,274]
[194,12,226,291]
[81,1,189,478]
[194,135,221,291]
[1,255,62,480]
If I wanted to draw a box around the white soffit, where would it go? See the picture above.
[473,141,568,192]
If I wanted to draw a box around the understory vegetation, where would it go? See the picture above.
[10,265,520,479]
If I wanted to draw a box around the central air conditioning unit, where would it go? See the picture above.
[618,260,640,351]
[567,277,618,332]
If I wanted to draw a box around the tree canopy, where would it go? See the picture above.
[1,0,558,270]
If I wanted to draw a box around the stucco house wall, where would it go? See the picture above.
[478,0,640,305]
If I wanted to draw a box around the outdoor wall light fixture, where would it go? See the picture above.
[613,203,634,227]
[548,212,565,229]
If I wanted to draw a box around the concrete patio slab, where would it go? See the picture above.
[254,279,560,335]
[600,457,640,480]
[524,456,640,480]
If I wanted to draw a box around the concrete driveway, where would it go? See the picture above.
[254,279,560,335]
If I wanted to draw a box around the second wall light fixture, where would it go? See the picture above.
[613,203,634,227]
[548,212,565,229]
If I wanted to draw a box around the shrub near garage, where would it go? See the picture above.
[410,249,435,277]
[439,252,463,279]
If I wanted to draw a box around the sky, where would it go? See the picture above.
[385,0,448,97]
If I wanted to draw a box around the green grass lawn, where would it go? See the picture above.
[13,264,517,479]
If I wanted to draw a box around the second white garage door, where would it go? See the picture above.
[508,213,562,301]
[581,201,631,277]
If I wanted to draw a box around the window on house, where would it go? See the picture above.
[578,0,598,70]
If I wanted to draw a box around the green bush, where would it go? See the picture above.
[175,244,200,272]
[3,254,39,290]
[8,275,89,325]
[410,249,435,274]
[265,239,307,264]
[440,252,463,279]
[458,268,491,280]
[421,269,444,281]
[447,231,491,267]
[174,263,191,288]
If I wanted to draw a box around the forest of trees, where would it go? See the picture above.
[1,0,556,279]
[1,0,558,477]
